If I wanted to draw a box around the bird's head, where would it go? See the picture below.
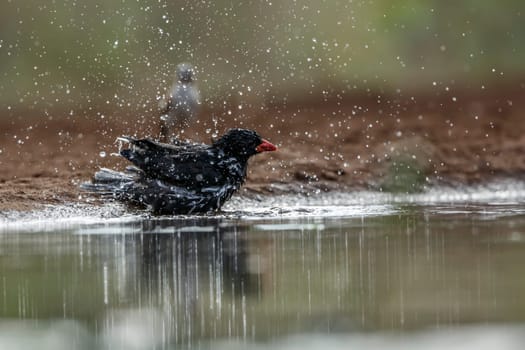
[176,63,195,83]
[214,129,277,159]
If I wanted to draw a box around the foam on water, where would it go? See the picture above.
[0,203,140,233]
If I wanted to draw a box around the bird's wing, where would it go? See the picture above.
[118,136,204,155]
[119,137,227,187]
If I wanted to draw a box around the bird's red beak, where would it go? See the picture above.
[256,139,277,153]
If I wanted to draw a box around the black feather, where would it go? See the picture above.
[81,129,275,215]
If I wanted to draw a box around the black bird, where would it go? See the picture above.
[81,129,277,215]
[159,63,200,141]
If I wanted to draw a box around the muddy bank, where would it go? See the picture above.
[1,86,525,212]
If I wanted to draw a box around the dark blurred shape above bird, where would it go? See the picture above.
[159,63,200,141]
[81,129,277,215]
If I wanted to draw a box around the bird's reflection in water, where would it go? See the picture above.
[117,218,265,345]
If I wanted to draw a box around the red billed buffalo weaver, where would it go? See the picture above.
[81,129,277,215]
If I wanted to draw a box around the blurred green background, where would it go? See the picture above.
[1,0,524,114]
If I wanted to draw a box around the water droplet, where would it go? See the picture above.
[99,151,106,158]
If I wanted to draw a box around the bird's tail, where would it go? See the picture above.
[80,168,136,194]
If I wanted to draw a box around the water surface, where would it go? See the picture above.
[1,184,525,349]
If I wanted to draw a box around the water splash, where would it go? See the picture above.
[3,179,525,233]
